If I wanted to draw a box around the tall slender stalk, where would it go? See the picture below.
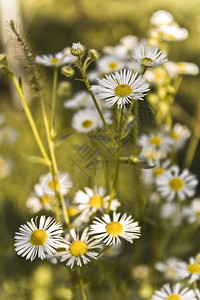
[106,107,124,213]
[77,57,117,146]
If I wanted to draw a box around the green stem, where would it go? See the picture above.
[183,134,199,168]
[133,101,139,148]
[51,67,58,137]
[106,107,124,213]
[121,101,135,136]
[78,270,88,300]
[9,73,50,164]
[40,97,70,226]
[77,57,117,146]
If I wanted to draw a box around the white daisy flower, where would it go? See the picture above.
[59,227,101,268]
[26,184,55,213]
[144,67,167,85]
[156,165,198,201]
[182,198,200,224]
[152,283,196,300]
[38,172,73,196]
[103,45,129,59]
[175,257,200,284]
[14,215,65,261]
[89,212,141,246]
[74,186,120,216]
[97,55,126,74]
[91,69,150,108]
[35,51,76,67]
[0,126,18,144]
[139,147,166,164]
[141,159,171,186]
[155,257,182,280]
[132,43,168,67]
[120,35,138,51]
[63,91,106,109]
[72,108,112,133]
[138,132,173,154]
[0,156,12,178]
[170,123,191,150]
[158,24,188,41]
[165,61,199,77]
[160,202,184,227]
[150,10,174,26]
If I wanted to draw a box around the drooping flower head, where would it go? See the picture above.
[132,43,168,67]
[91,69,150,108]
[14,216,65,261]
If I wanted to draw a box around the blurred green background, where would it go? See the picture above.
[0,0,200,299]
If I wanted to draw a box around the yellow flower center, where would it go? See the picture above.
[167,295,181,300]
[196,211,200,217]
[166,33,175,40]
[50,58,58,64]
[89,195,103,208]
[67,206,79,217]
[153,167,164,177]
[177,62,186,73]
[108,62,118,70]
[154,70,164,79]
[69,240,87,256]
[169,177,184,191]
[141,57,154,66]
[106,221,123,236]
[40,195,52,205]
[114,84,132,98]
[30,229,47,246]
[82,120,93,129]
[149,136,162,146]
[48,179,60,190]
[187,263,200,274]
[171,130,180,140]
[0,158,5,170]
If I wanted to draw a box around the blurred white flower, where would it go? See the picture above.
[150,10,174,26]
[35,51,76,67]
[0,156,12,178]
[158,24,189,41]
[175,257,200,284]
[0,126,18,144]
[152,283,196,300]
[165,61,199,77]
[74,186,120,216]
[72,108,112,133]
[38,172,73,196]
[155,257,182,280]
[156,165,198,201]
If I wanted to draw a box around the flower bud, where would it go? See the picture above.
[62,66,74,78]
[89,49,99,61]
[71,42,85,56]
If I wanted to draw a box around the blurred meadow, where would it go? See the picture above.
[0,0,200,299]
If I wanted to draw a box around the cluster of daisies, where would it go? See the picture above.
[12,8,200,300]
[16,172,141,267]
[0,113,18,178]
